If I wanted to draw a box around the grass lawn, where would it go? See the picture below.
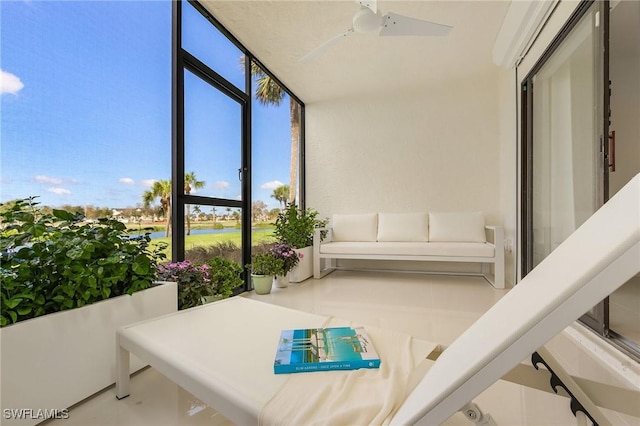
[151,228,276,259]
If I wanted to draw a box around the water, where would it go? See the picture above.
[136,228,241,240]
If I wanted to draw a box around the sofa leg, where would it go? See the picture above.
[494,264,505,289]
[483,263,505,289]
[314,257,337,279]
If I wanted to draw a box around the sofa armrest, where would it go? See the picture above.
[485,226,505,288]
[484,225,504,247]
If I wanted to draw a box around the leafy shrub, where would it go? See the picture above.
[273,203,327,248]
[156,260,212,310]
[185,241,242,264]
[212,222,224,230]
[206,257,243,298]
[0,198,166,327]
[156,257,244,309]
[247,252,283,276]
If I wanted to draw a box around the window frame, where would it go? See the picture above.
[172,1,306,289]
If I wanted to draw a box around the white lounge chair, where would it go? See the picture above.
[116,174,640,425]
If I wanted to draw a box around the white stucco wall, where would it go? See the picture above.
[303,71,504,280]
[498,66,518,287]
[305,71,501,224]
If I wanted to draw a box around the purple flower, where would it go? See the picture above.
[269,243,301,274]
[156,260,211,286]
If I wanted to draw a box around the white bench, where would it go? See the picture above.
[313,212,505,288]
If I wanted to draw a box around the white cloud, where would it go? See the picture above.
[34,175,63,185]
[1,70,24,95]
[119,177,135,185]
[213,180,230,189]
[261,180,285,190]
[47,187,71,196]
[141,179,156,188]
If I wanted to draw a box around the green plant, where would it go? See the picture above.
[156,260,212,310]
[0,197,166,327]
[273,203,328,248]
[206,257,243,298]
[247,252,284,276]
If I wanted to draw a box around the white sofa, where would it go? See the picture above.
[313,212,505,288]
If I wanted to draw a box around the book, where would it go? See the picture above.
[273,326,380,374]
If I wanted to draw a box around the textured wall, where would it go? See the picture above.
[305,72,501,225]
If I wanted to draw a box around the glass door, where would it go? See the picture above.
[173,0,251,289]
[181,68,245,264]
[522,1,610,332]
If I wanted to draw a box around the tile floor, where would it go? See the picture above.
[49,271,640,425]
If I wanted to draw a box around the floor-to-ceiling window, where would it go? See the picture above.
[1,0,305,292]
[250,61,304,257]
[174,0,249,276]
[1,1,171,242]
[174,1,305,289]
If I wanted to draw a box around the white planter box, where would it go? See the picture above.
[0,281,177,426]
[289,246,313,283]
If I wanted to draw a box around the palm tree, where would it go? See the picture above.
[249,61,300,203]
[271,184,289,209]
[142,180,172,237]
[184,171,205,235]
[232,210,240,224]
[192,205,202,221]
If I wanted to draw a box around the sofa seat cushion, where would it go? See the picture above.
[319,242,495,258]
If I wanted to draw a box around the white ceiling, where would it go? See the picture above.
[201,1,511,104]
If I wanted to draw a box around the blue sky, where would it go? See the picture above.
[1,0,293,210]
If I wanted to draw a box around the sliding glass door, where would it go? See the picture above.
[522,1,610,332]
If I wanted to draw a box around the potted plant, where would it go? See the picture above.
[273,202,327,282]
[247,252,284,294]
[206,256,244,299]
[269,242,301,288]
[156,260,214,310]
[0,198,176,424]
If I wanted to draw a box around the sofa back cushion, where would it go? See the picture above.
[332,213,378,242]
[377,213,429,242]
[429,212,486,243]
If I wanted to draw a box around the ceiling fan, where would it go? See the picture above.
[300,0,453,62]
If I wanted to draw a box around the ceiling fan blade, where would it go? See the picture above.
[356,0,377,14]
[299,28,354,63]
[379,12,452,37]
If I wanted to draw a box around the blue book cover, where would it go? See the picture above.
[273,326,380,374]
